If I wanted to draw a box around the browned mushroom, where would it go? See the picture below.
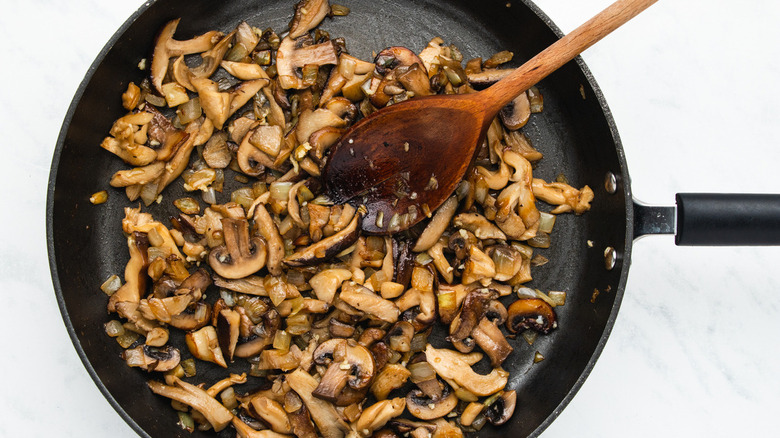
[234,308,280,358]
[355,398,406,437]
[216,308,241,362]
[186,325,227,367]
[471,316,513,367]
[252,204,285,276]
[208,218,267,279]
[169,302,211,330]
[286,368,350,438]
[339,281,400,324]
[289,0,331,39]
[276,37,339,89]
[506,298,557,334]
[172,28,237,91]
[412,196,458,252]
[484,390,517,426]
[406,384,458,420]
[150,19,222,94]
[285,391,319,438]
[453,212,507,241]
[284,210,362,267]
[148,377,233,432]
[122,345,180,372]
[424,344,508,397]
[499,92,531,130]
[311,338,376,405]
[448,287,495,342]
[108,232,150,314]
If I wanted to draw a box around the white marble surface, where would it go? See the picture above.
[2,0,779,437]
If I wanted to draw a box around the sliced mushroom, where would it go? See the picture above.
[296,108,348,144]
[216,308,241,361]
[289,0,331,39]
[412,196,458,252]
[406,384,458,420]
[339,281,400,324]
[284,210,362,267]
[234,308,280,358]
[109,161,166,187]
[471,316,513,367]
[285,391,319,438]
[122,345,180,372]
[276,37,339,89]
[453,213,507,241]
[169,302,211,330]
[231,417,290,438]
[252,204,285,276]
[500,92,531,130]
[484,390,517,425]
[191,77,269,129]
[466,68,513,88]
[150,19,222,94]
[424,344,508,397]
[186,325,227,367]
[374,46,426,76]
[250,396,292,434]
[461,245,496,285]
[311,338,376,405]
[532,178,595,215]
[286,368,350,438]
[148,377,233,432]
[108,232,150,314]
[448,287,495,342]
[371,363,411,400]
[173,29,237,91]
[209,218,267,279]
[309,268,352,304]
[356,398,406,437]
[506,298,557,334]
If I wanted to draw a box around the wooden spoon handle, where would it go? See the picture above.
[478,0,658,111]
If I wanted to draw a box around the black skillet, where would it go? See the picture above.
[46,0,780,437]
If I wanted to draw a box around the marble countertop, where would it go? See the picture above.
[3,0,779,436]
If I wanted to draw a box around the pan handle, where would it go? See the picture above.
[634,193,780,245]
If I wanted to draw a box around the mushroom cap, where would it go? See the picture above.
[506,298,557,334]
[208,218,268,279]
[484,390,517,425]
[405,385,458,420]
[312,339,376,405]
[122,344,181,372]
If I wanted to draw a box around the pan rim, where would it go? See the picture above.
[46,0,635,437]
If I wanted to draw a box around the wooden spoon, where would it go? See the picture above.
[323,0,657,234]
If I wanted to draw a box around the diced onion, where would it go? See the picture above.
[100,275,122,296]
[104,320,125,337]
[548,291,567,306]
[538,212,556,234]
[269,181,293,201]
[90,190,108,205]
[533,351,545,363]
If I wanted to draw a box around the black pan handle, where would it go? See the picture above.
[634,193,780,245]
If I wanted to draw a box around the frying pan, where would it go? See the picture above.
[45,0,780,437]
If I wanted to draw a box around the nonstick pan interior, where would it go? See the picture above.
[48,0,633,436]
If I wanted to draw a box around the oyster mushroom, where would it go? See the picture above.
[289,0,331,39]
[370,363,411,400]
[385,321,414,352]
[252,204,285,276]
[284,210,362,267]
[338,281,400,324]
[406,384,458,420]
[250,396,292,434]
[461,245,496,285]
[506,298,557,334]
[412,196,459,252]
[148,377,233,432]
[172,28,237,91]
[150,19,222,94]
[356,398,406,437]
[276,37,339,89]
[308,268,352,304]
[311,338,376,405]
[122,344,180,372]
[108,231,149,314]
[191,77,269,130]
[169,302,211,330]
[285,391,319,438]
[208,218,267,279]
[286,368,350,438]
[374,46,426,76]
[452,212,507,241]
[186,325,227,368]
[424,344,508,397]
[484,390,517,426]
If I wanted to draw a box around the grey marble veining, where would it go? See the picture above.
[2,0,779,437]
